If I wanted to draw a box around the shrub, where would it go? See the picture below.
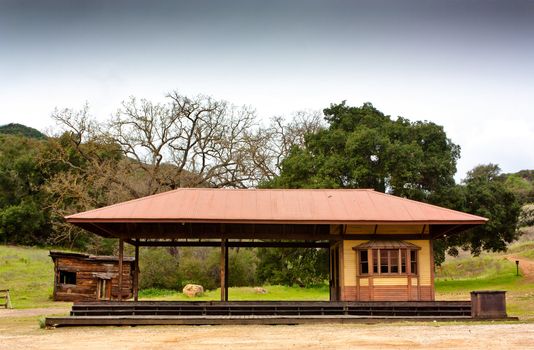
[139,247,182,290]
[138,246,258,291]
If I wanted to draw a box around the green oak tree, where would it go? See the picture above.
[432,164,521,265]
[264,103,521,267]
[0,135,51,244]
[264,102,460,201]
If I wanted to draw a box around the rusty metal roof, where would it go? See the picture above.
[65,188,488,225]
[352,240,421,250]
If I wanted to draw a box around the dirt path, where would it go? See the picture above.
[1,323,533,350]
[505,256,534,281]
[0,307,69,318]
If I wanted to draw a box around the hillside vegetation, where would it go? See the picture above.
[504,170,534,204]
[0,123,46,139]
[435,231,534,320]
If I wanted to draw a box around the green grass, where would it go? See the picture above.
[435,255,523,291]
[435,253,534,320]
[0,245,63,308]
[139,284,330,301]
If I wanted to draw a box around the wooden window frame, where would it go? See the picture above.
[359,249,369,275]
[358,248,418,277]
[58,270,77,285]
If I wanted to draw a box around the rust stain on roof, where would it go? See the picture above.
[65,188,488,225]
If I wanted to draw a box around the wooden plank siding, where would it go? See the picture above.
[340,239,434,302]
[51,254,134,302]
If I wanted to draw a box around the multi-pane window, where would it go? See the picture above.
[359,248,418,275]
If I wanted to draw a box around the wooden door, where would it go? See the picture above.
[97,278,111,300]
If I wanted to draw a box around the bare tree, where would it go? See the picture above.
[106,92,263,195]
[245,110,325,182]
[46,93,325,246]
[50,94,326,194]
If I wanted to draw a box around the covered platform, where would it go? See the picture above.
[45,188,509,326]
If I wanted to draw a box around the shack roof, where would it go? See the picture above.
[49,250,135,262]
[65,188,487,225]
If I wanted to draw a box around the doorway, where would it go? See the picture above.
[97,278,111,300]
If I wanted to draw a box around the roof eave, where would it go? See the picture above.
[65,217,488,225]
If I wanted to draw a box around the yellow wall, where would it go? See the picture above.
[346,225,374,234]
[345,224,429,235]
[342,240,365,287]
[341,239,433,288]
[406,240,432,286]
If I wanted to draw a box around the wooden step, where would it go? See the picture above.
[47,314,482,327]
[69,301,472,317]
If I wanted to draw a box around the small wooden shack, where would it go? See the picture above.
[50,251,135,302]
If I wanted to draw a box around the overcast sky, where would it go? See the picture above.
[1,0,533,181]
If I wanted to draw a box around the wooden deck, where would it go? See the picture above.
[44,300,511,327]
[46,314,479,327]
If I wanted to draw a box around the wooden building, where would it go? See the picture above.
[331,228,435,301]
[62,188,487,302]
[50,251,135,302]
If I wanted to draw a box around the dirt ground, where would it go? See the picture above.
[0,307,70,318]
[506,255,534,281]
[0,318,533,350]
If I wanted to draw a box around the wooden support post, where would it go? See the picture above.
[118,238,124,301]
[220,239,228,301]
[225,242,229,301]
[134,239,140,301]
[430,239,435,301]
[328,244,332,301]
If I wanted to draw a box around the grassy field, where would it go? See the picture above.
[434,238,534,320]
[1,242,533,320]
[0,245,70,309]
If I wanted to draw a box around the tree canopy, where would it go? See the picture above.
[0,135,51,244]
[503,170,534,204]
[264,102,460,201]
[432,164,521,264]
[264,103,522,265]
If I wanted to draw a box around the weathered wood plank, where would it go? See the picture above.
[48,314,517,328]
[52,251,135,302]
